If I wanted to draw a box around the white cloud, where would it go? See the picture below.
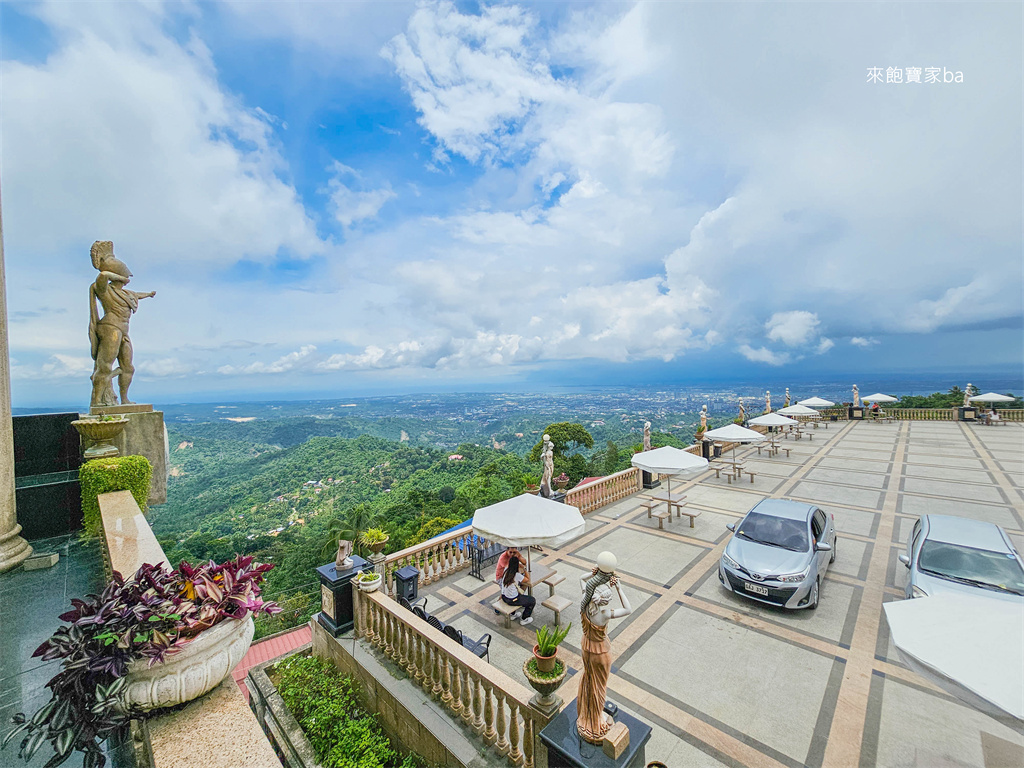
[765,311,821,347]
[738,345,790,366]
[38,355,93,379]
[218,346,318,375]
[326,163,397,227]
[816,338,834,354]
[850,337,879,348]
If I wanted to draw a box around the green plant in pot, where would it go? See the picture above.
[357,570,382,592]
[532,622,570,673]
[523,623,571,718]
[361,527,390,555]
[2,557,279,768]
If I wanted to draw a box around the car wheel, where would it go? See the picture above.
[808,577,820,610]
[830,538,837,564]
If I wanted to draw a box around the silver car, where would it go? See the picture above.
[899,514,1024,602]
[719,499,836,610]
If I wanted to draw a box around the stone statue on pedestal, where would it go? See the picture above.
[577,552,632,744]
[784,388,791,408]
[964,384,973,408]
[540,434,554,498]
[643,422,651,452]
[699,405,707,432]
[738,400,746,422]
[852,384,860,408]
[88,241,156,408]
[765,390,772,414]
[335,539,354,570]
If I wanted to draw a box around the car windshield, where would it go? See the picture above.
[919,541,1024,595]
[736,512,808,551]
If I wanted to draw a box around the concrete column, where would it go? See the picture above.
[0,191,31,571]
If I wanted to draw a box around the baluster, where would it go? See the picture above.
[441,653,453,707]
[494,689,509,755]
[460,664,474,725]
[472,675,484,734]
[432,640,443,698]
[399,619,410,672]
[508,702,522,764]
[483,681,496,745]
[416,637,429,690]
[450,663,464,717]
[367,601,377,644]
[523,716,535,768]
[387,611,396,659]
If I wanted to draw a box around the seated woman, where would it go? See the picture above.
[500,556,535,626]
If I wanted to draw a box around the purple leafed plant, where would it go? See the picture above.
[3,556,279,768]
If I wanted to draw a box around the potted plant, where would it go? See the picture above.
[361,528,390,555]
[523,473,541,494]
[553,473,570,491]
[357,570,382,593]
[532,622,570,673]
[523,624,571,718]
[3,556,279,767]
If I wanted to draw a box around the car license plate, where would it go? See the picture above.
[744,582,769,596]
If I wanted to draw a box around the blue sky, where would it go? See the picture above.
[1,1,1021,407]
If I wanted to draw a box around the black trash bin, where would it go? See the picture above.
[713,445,723,458]
[395,565,421,602]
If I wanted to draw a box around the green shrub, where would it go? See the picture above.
[275,654,424,768]
[80,455,153,537]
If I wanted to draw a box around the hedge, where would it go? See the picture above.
[80,455,153,537]
[275,654,423,768]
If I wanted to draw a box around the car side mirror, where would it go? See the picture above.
[726,523,735,532]
[815,542,832,552]
[898,553,911,568]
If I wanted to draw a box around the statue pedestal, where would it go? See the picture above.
[641,471,660,490]
[539,699,651,768]
[83,406,167,505]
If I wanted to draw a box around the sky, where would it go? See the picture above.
[1,1,1021,407]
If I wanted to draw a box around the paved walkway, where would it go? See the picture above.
[420,421,1024,768]
[233,624,312,701]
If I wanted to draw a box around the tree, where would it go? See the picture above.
[321,503,380,559]
[528,422,594,462]
[603,441,620,475]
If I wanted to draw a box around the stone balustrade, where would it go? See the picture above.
[356,589,547,767]
[382,527,478,597]
[565,467,640,514]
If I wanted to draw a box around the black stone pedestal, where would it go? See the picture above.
[315,555,371,636]
[539,699,652,768]
[958,407,977,421]
[641,471,660,490]
[849,406,864,420]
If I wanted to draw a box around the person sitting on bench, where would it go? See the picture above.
[494,546,522,584]
[500,556,535,626]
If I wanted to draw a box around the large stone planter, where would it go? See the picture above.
[72,417,128,459]
[124,615,254,711]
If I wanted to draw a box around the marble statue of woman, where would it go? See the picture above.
[643,421,651,451]
[577,553,632,744]
[700,405,707,431]
[784,388,791,408]
[852,384,860,408]
[540,434,554,498]
[765,390,772,414]
[738,400,746,422]
[963,384,973,407]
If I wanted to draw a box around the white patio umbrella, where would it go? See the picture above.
[797,396,835,408]
[472,493,586,570]
[778,404,819,417]
[862,393,898,403]
[631,446,709,496]
[883,595,1024,729]
[748,413,799,428]
[969,392,1016,404]
[703,423,764,466]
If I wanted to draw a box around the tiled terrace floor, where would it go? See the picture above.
[419,421,1024,768]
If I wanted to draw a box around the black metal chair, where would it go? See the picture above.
[412,605,428,621]
[398,595,428,613]
[443,625,491,663]
[426,615,445,634]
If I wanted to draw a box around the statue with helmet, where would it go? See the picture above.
[88,241,156,408]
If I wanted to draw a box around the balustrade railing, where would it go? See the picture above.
[889,408,955,421]
[565,467,640,514]
[381,527,478,598]
[356,590,546,767]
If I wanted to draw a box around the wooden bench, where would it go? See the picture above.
[470,541,506,580]
[744,471,757,484]
[541,573,564,597]
[542,596,573,627]
[640,497,659,518]
[652,509,672,529]
[492,599,520,629]
[778,447,792,458]
[676,507,701,528]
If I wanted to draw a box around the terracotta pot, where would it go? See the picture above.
[533,645,557,673]
[123,615,254,711]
